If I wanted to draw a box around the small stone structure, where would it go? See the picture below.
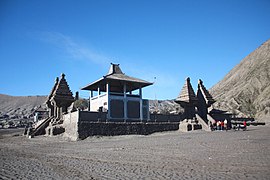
[175,77,219,132]
[197,79,215,120]
[178,119,202,132]
[29,73,75,137]
[46,74,75,120]
[175,77,198,119]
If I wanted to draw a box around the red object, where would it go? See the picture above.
[221,121,224,127]
[243,121,247,127]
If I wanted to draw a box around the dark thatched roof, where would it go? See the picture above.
[47,74,74,103]
[197,79,215,105]
[175,77,198,104]
[81,63,153,92]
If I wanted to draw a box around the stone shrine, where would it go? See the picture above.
[29,73,75,137]
[46,73,75,121]
[175,77,219,131]
[175,77,198,119]
[196,79,215,121]
[175,77,202,131]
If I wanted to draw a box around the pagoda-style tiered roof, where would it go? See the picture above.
[46,77,59,104]
[81,63,153,92]
[49,74,74,103]
[197,79,215,106]
[175,77,198,104]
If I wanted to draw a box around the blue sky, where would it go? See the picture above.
[0,0,269,100]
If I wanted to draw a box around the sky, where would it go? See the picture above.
[0,0,269,100]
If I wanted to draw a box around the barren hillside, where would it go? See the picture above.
[149,100,182,114]
[210,39,270,121]
[0,94,47,119]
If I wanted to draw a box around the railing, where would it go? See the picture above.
[90,92,140,100]
[110,92,140,98]
[90,93,107,100]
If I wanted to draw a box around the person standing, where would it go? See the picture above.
[224,119,228,131]
[243,121,247,130]
[217,121,221,131]
[213,120,216,131]
[209,121,213,131]
[221,121,224,131]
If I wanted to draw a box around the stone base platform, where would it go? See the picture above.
[64,122,180,140]
[179,119,202,132]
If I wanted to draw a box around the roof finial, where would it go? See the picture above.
[107,63,123,75]
[61,73,65,79]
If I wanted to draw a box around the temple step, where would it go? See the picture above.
[207,114,216,124]
[195,114,211,131]
[30,117,54,137]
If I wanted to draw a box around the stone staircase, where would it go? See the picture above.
[207,114,216,124]
[29,116,54,137]
[195,114,211,131]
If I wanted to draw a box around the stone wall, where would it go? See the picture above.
[79,111,107,122]
[63,111,180,140]
[62,111,79,141]
[149,114,184,122]
[77,122,179,140]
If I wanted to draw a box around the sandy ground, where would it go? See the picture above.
[0,125,270,180]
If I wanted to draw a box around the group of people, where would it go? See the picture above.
[234,120,247,131]
[209,119,247,131]
[209,119,228,131]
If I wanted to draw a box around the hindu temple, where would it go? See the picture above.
[28,64,233,140]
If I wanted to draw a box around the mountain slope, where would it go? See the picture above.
[210,40,270,120]
[149,100,182,114]
[0,94,47,119]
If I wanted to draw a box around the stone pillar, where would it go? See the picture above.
[89,91,93,112]
[106,83,110,121]
[57,107,61,120]
[54,102,57,118]
[139,88,143,121]
[98,86,100,96]
[123,83,127,121]
[75,91,79,100]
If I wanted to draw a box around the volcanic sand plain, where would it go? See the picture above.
[0,124,270,180]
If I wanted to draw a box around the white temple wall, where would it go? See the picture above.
[90,94,108,112]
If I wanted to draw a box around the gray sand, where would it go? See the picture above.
[1,125,270,180]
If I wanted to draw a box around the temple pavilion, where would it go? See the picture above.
[81,63,153,121]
